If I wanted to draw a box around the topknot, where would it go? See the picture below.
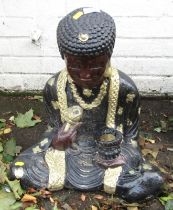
[57,7,116,59]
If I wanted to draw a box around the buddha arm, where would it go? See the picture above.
[43,74,62,128]
[118,71,140,142]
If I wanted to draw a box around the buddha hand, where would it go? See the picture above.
[51,122,82,150]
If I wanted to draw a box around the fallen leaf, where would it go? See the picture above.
[0,189,16,210]
[62,203,73,210]
[3,138,16,156]
[0,160,7,183]
[33,95,43,102]
[91,205,98,210]
[33,115,41,121]
[3,128,12,134]
[94,194,104,200]
[49,196,54,203]
[0,119,6,129]
[9,116,15,122]
[142,148,159,159]
[154,127,161,133]
[6,178,24,200]
[145,138,156,144]
[81,193,86,201]
[14,109,41,128]
[21,194,37,203]
[127,207,138,210]
[0,142,3,152]
[25,204,39,210]
[160,120,168,132]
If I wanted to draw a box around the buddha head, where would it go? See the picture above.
[57,7,116,88]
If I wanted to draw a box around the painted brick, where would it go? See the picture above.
[115,17,173,38]
[132,75,173,94]
[114,38,173,57]
[0,17,33,37]
[2,57,65,74]
[111,57,173,76]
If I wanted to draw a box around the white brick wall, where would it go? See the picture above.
[0,0,173,95]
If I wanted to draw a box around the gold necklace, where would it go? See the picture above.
[57,67,119,129]
[83,88,92,97]
[68,75,108,110]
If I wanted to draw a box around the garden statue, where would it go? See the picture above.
[10,8,163,202]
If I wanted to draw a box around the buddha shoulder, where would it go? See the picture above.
[117,70,138,93]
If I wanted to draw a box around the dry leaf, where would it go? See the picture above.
[142,148,159,159]
[94,194,104,200]
[33,115,41,121]
[145,138,156,144]
[91,205,98,210]
[49,196,54,203]
[3,128,12,134]
[80,193,86,201]
[27,188,37,193]
[62,203,73,210]
[127,207,138,210]
[21,194,37,203]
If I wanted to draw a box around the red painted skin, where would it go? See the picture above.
[51,53,125,166]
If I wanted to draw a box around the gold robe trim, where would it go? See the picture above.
[45,148,66,190]
[104,166,122,194]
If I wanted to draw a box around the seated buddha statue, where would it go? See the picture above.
[10,8,163,202]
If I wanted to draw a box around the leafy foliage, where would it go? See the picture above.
[14,109,41,128]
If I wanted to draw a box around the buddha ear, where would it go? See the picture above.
[104,61,112,78]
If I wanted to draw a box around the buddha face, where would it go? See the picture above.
[65,53,110,88]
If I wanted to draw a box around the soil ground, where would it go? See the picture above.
[0,95,172,210]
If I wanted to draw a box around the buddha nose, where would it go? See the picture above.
[80,70,91,79]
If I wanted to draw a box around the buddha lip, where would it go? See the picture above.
[80,79,92,81]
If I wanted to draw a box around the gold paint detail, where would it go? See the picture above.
[51,101,59,110]
[131,139,138,148]
[15,162,24,166]
[68,73,108,110]
[138,107,141,115]
[106,67,120,129]
[48,77,55,86]
[14,167,24,179]
[104,166,122,194]
[64,106,83,132]
[78,33,89,42]
[126,93,136,103]
[143,163,152,170]
[73,11,84,20]
[40,138,49,147]
[32,146,42,154]
[117,107,123,115]
[83,88,92,97]
[127,118,132,126]
[117,124,123,133]
[100,134,115,142]
[47,126,53,132]
[45,148,65,190]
